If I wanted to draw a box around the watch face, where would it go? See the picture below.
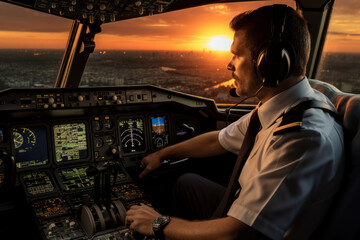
[153,216,170,235]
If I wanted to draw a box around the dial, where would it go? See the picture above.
[12,127,36,151]
[13,131,24,149]
[94,137,104,148]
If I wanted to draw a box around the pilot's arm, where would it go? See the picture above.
[126,204,264,240]
[139,130,228,178]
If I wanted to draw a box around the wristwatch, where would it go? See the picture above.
[152,215,171,239]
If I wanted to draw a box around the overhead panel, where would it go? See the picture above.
[2,0,175,24]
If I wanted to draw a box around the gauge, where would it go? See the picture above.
[12,126,49,169]
[94,137,104,148]
[119,118,146,154]
[151,115,169,149]
[105,136,115,145]
[12,127,36,151]
[13,131,24,149]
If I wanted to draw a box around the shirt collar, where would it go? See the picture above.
[257,77,314,129]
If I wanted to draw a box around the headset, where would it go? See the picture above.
[255,4,295,87]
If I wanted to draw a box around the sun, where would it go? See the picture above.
[207,36,233,51]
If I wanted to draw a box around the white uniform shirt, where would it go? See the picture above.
[218,78,344,240]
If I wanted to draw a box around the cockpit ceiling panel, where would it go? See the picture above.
[2,0,176,24]
[0,0,242,24]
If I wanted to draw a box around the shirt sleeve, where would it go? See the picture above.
[218,113,251,154]
[227,126,343,239]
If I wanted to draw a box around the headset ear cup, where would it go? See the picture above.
[256,42,291,87]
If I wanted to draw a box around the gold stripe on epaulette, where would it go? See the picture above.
[274,121,302,134]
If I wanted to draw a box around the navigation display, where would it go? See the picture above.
[57,166,94,191]
[119,117,146,154]
[12,126,49,169]
[53,123,88,163]
[151,115,169,149]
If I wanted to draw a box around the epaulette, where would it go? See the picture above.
[273,100,340,135]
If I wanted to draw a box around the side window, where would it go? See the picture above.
[317,0,360,93]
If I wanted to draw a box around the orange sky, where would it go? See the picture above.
[0,0,359,52]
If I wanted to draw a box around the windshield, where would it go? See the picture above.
[3,1,358,104]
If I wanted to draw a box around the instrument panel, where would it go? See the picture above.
[0,86,215,240]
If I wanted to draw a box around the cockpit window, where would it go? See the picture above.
[0,2,71,90]
[317,0,360,94]
[1,0,296,103]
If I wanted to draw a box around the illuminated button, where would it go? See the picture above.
[60,103,65,108]
[71,0,76,5]
[112,95,118,101]
[116,100,122,104]
[52,104,57,108]
[43,104,49,109]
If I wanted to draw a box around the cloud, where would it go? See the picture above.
[328,31,360,37]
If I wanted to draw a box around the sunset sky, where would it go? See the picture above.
[0,0,359,52]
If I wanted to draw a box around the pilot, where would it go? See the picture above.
[125,5,344,240]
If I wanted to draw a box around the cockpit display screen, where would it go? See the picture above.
[57,166,93,191]
[119,117,146,154]
[151,115,169,149]
[53,123,88,163]
[12,126,49,169]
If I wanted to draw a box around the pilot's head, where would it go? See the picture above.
[227,5,310,98]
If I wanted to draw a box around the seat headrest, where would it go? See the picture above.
[309,79,360,163]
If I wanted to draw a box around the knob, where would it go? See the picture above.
[69,221,76,229]
[100,14,105,22]
[110,147,118,155]
[60,103,65,108]
[89,14,94,24]
[48,223,56,230]
[71,0,76,5]
[43,104,49,109]
[99,4,106,11]
[112,95,118,101]
[87,3,93,10]
[52,104,57,108]
[48,97,55,104]
[77,95,84,102]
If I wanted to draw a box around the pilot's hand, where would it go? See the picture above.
[125,203,161,236]
[139,151,163,179]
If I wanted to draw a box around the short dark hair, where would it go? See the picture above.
[230,5,310,76]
